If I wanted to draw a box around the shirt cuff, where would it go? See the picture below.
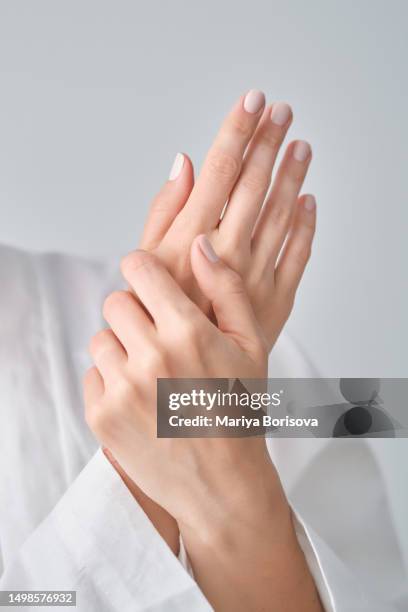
[292,509,369,612]
[178,535,194,577]
[53,448,211,611]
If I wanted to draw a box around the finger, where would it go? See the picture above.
[171,90,265,235]
[252,140,312,267]
[220,102,292,243]
[140,153,194,250]
[120,250,199,328]
[103,290,155,355]
[83,366,104,406]
[275,194,316,299]
[190,235,263,355]
[89,328,127,382]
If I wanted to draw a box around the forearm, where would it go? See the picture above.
[179,473,323,612]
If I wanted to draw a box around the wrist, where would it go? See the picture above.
[178,462,293,550]
[179,492,304,589]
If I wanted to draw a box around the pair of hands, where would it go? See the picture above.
[84,87,316,526]
[83,90,320,611]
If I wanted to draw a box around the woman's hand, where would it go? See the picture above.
[84,243,322,611]
[140,90,316,349]
[85,241,269,523]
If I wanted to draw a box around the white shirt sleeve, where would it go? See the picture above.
[0,449,211,612]
[291,509,397,612]
[292,510,360,612]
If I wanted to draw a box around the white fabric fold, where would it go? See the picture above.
[0,449,211,611]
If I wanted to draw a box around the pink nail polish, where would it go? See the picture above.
[270,102,291,126]
[243,89,265,114]
[293,141,311,162]
[304,194,316,212]
[168,152,184,180]
[198,235,219,263]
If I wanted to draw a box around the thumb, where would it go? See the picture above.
[140,153,194,250]
[190,235,264,355]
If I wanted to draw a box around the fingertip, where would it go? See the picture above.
[167,152,194,183]
[270,101,293,127]
[243,89,266,114]
[289,140,312,163]
[300,194,316,213]
[120,250,140,275]
[168,152,185,181]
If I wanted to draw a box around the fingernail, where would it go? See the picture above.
[243,89,265,114]
[168,152,184,180]
[198,235,219,263]
[293,141,311,162]
[270,102,291,126]
[303,194,316,212]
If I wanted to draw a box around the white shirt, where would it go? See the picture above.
[0,244,405,611]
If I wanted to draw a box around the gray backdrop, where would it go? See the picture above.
[0,0,407,377]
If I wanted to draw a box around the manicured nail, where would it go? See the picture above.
[168,152,184,180]
[198,235,219,263]
[303,194,316,212]
[293,141,311,162]
[270,102,291,126]
[243,89,265,114]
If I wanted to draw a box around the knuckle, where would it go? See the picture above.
[150,194,169,214]
[140,348,167,379]
[89,328,114,356]
[114,377,138,410]
[84,399,107,434]
[239,168,268,196]
[260,129,282,150]
[103,290,132,319]
[228,113,253,138]
[207,149,240,182]
[83,366,97,390]
[269,203,292,227]
[120,250,156,276]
